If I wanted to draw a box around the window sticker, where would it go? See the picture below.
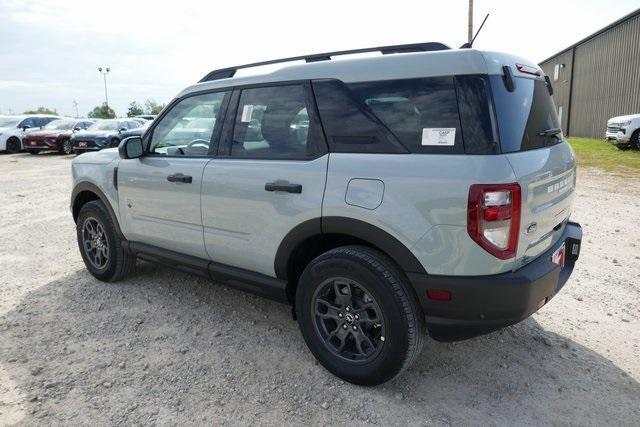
[421,128,456,146]
[241,105,254,123]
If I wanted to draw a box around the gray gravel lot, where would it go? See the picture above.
[0,152,639,425]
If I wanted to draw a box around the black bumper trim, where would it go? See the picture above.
[407,222,582,331]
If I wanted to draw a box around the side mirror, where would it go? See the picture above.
[73,126,81,131]
[119,127,127,132]
[119,136,144,159]
[22,125,31,131]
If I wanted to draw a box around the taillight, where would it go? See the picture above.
[467,183,521,259]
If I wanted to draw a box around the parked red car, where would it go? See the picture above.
[23,118,95,154]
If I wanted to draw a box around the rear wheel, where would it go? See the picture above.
[76,200,135,282]
[296,245,425,386]
[6,137,21,153]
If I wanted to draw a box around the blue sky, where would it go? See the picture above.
[0,0,638,117]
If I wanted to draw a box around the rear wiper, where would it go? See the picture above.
[537,128,562,139]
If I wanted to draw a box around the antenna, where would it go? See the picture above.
[460,13,489,48]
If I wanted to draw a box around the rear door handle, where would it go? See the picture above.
[167,173,192,183]
[265,182,302,194]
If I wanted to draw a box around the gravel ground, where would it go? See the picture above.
[0,152,638,426]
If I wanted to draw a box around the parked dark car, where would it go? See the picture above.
[23,118,95,154]
[116,121,151,142]
[71,119,142,154]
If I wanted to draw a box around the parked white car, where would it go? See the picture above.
[0,115,60,153]
[606,114,640,149]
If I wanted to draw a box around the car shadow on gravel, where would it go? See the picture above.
[1,263,638,425]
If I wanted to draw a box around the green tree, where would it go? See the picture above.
[144,98,165,115]
[127,101,144,117]
[23,106,57,115]
[88,103,116,119]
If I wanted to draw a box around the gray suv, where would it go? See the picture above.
[70,42,582,385]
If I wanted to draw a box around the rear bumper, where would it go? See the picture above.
[407,221,582,338]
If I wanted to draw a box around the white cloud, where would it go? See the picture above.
[0,0,638,116]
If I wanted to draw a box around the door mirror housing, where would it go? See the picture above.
[73,126,81,131]
[119,136,144,159]
[119,127,127,132]
[21,125,31,131]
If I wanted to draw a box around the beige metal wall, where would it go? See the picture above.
[540,50,573,134]
[540,11,640,138]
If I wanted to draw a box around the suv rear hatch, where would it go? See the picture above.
[489,72,576,264]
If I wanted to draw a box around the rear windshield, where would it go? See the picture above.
[490,76,561,152]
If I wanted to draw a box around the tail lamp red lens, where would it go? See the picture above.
[426,289,452,302]
[467,183,521,259]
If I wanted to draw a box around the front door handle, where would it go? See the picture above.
[265,182,302,194]
[167,173,192,183]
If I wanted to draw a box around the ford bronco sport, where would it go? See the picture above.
[71,42,582,386]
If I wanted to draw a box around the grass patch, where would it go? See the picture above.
[567,137,640,173]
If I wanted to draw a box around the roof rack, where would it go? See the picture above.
[199,42,450,82]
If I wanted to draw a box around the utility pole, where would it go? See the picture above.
[468,0,474,43]
[72,100,79,118]
[97,67,110,109]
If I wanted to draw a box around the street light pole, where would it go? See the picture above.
[468,0,474,44]
[97,67,110,109]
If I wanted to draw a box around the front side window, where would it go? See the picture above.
[230,84,321,159]
[19,118,36,128]
[149,91,228,156]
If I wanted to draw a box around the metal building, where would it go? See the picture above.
[539,8,640,138]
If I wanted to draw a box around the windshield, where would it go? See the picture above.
[43,119,75,130]
[490,76,561,152]
[88,120,120,131]
[0,117,20,128]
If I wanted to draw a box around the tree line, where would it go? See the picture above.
[21,99,166,119]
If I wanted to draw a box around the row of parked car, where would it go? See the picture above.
[0,114,155,155]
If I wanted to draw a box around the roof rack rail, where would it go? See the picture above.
[199,42,450,82]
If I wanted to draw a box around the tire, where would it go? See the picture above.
[631,130,640,150]
[109,138,120,148]
[76,200,135,282]
[616,143,631,151]
[295,245,425,386]
[61,139,73,155]
[6,137,21,153]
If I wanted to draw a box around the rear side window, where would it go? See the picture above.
[455,75,499,154]
[312,80,407,154]
[230,84,324,159]
[313,76,498,154]
[347,77,463,154]
[490,76,561,152]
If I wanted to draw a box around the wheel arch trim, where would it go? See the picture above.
[274,216,427,280]
[71,181,124,238]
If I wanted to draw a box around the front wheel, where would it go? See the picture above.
[61,139,73,154]
[296,246,425,386]
[76,200,135,282]
[630,130,640,150]
[6,137,21,153]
